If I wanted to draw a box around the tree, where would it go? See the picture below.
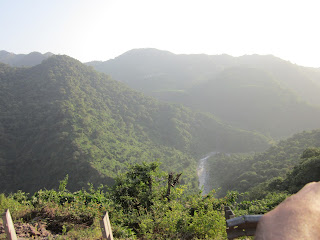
[111,162,165,212]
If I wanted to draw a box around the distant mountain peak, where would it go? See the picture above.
[0,54,270,192]
[0,50,54,67]
[118,48,174,58]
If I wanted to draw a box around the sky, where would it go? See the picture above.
[1,0,320,67]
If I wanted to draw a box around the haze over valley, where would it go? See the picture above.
[1,48,320,192]
[1,1,320,238]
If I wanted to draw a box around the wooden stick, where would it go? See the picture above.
[2,209,17,240]
[100,212,114,240]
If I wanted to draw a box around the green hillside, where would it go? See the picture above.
[237,54,320,106]
[207,129,320,197]
[181,67,320,137]
[87,49,320,138]
[0,56,270,193]
[87,49,320,106]
[280,147,320,193]
[86,48,226,92]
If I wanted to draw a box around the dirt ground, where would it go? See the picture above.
[0,220,60,239]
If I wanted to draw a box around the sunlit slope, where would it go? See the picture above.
[0,56,270,193]
[183,67,320,137]
[87,49,320,106]
[86,48,235,92]
[207,129,320,196]
[88,49,320,138]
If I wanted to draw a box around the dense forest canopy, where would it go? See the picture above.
[87,48,320,138]
[179,67,320,137]
[207,129,320,197]
[0,55,270,193]
[1,50,320,239]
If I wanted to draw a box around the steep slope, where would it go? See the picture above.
[0,63,19,190]
[238,55,320,106]
[181,67,320,137]
[86,48,236,92]
[87,49,320,106]
[87,49,320,138]
[0,56,270,193]
[0,50,53,67]
[280,147,320,193]
[207,129,320,196]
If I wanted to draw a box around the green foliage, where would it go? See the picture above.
[207,130,320,197]
[0,162,246,239]
[229,147,320,200]
[234,192,289,215]
[4,49,320,238]
[109,163,233,239]
[301,147,320,159]
[183,67,320,138]
[0,192,32,220]
[59,174,69,192]
[111,162,164,212]
[282,149,320,193]
[0,55,270,193]
[88,49,320,138]
[4,161,313,239]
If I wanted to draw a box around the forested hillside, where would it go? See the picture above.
[0,55,270,193]
[179,67,320,137]
[1,52,320,240]
[207,129,320,197]
[87,49,320,138]
[86,49,230,93]
[87,49,320,105]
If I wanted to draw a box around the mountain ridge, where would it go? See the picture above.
[207,129,320,197]
[0,54,270,193]
[86,48,320,106]
[0,50,53,67]
[86,48,320,138]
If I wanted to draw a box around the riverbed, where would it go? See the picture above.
[197,152,217,195]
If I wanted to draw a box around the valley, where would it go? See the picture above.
[0,54,270,193]
[1,49,320,239]
[2,1,320,238]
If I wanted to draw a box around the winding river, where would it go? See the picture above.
[197,152,218,195]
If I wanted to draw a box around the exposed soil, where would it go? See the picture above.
[1,206,95,239]
[1,221,56,239]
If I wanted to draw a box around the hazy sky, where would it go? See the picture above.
[1,0,320,67]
